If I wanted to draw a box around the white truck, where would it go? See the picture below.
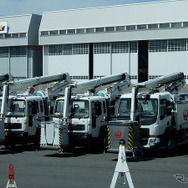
[40,73,131,151]
[116,72,187,151]
[1,73,71,148]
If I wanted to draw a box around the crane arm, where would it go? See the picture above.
[7,73,70,90]
[71,73,129,94]
[46,76,72,98]
[105,77,131,100]
[136,72,185,92]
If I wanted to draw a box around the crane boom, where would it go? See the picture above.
[135,72,185,92]
[7,73,70,90]
[71,73,129,94]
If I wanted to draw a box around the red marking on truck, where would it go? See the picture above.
[114,130,122,138]
[183,109,188,120]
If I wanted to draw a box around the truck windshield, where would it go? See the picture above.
[6,99,25,117]
[117,98,131,120]
[54,99,89,118]
[136,99,158,125]
[70,100,89,118]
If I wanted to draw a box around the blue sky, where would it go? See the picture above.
[0,0,169,17]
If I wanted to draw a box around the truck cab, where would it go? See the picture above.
[54,95,109,147]
[136,92,172,149]
[4,95,48,147]
[117,92,173,149]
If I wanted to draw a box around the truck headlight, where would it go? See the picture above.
[148,137,160,147]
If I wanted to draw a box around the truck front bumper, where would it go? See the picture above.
[71,133,92,146]
[4,131,28,144]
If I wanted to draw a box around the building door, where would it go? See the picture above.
[138,41,148,82]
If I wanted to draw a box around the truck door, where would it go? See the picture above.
[159,98,171,135]
[91,101,104,137]
[28,101,39,136]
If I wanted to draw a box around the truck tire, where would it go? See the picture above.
[167,139,177,156]
[95,127,108,153]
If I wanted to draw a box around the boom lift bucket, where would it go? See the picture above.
[107,120,141,156]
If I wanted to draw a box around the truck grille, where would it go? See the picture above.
[72,124,85,131]
[5,123,22,129]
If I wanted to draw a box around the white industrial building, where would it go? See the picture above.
[0,14,42,79]
[39,0,188,83]
[0,0,188,83]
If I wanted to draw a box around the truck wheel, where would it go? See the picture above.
[167,139,176,155]
[95,129,107,153]
[5,144,9,149]
[10,144,16,149]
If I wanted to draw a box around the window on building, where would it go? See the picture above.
[76,29,85,34]
[171,22,182,28]
[12,34,19,38]
[148,24,158,29]
[168,39,186,51]
[10,46,26,57]
[183,22,188,28]
[150,39,187,52]
[73,44,88,55]
[96,27,104,33]
[20,33,26,38]
[41,31,49,36]
[5,34,11,38]
[86,28,95,33]
[112,42,128,53]
[63,44,72,55]
[49,45,63,55]
[50,30,59,35]
[71,76,88,79]
[67,29,75,34]
[106,27,114,32]
[60,30,66,35]
[159,23,170,29]
[94,43,110,54]
[126,25,136,31]
[116,26,125,32]
[137,24,147,30]
[130,41,138,53]
[0,47,8,57]
[149,40,167,52]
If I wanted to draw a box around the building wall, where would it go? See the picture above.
[0,14,42,79]
[148,39,188,80]
[10,57,27,78]
[39,1,188,83]
[0,58,9,74]
[149,52,188,78]
[42,41,139,83]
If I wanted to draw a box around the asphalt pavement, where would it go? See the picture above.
[0,144,188,188]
